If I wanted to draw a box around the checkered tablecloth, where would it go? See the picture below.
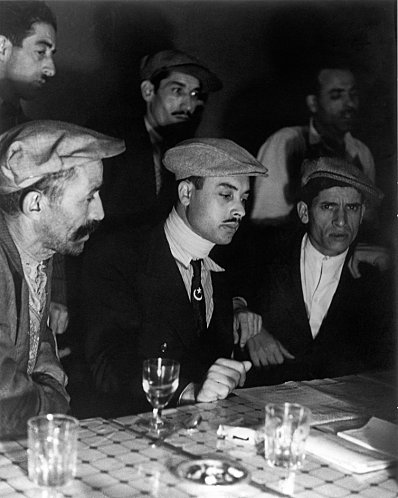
[0,373,396,497]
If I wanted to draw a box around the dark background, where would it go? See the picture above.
[26,0,396,221]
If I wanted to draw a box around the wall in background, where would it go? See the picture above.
[26,0,396,219]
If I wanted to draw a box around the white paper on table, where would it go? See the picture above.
[234,381,358,425]
[337,417,398,459]
[306,430,396,474]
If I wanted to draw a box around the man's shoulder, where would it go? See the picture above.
[268,125,307,142]
[84,223,163,263]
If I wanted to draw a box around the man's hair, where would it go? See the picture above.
[307,61,355,97]
[0,1,56,47]
[0,167,76,215]
[183,176,205,190]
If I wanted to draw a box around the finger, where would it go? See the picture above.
[280,344,295,359]
[207,363,242,387]
[49,311,60,335]
[197,379,230,402]
[57,313,69,335]
[247,341,261,368]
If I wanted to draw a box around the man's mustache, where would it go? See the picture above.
[72,220,101,241]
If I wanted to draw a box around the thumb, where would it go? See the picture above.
[243,360,252,373]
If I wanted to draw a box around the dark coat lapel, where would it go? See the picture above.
[140,225,198,350]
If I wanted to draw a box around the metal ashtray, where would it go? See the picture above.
[173,457,250,486]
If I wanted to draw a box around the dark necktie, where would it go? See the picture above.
[190,259,207,336]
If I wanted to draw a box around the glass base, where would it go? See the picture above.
[136,414,176,438]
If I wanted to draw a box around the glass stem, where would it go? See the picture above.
[152,408,163,428]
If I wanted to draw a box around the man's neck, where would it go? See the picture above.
[313,118,346,150]
[5,215,53,262]
[0,81,21,108]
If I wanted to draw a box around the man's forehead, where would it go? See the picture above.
[161,71,201,89]
[204,175,250,189]
[315,185,362,201]
[25,22,56,46]
[318,68,356,90]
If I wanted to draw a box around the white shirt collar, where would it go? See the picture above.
[303,232,347,272]
[164,207,223,271]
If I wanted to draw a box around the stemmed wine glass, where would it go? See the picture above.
[140,357,180,436]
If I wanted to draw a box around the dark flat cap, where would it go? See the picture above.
[140,49,222,93]
[301,156,383,204]
[0,120,125,193]
[163,138,268,180]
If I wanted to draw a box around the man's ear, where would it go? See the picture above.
[0,35,12,62]
[297,201,309,224]
[140,80,155,102]
[21,191,45,217]
[306,94,318,114]
[177,180,194,207]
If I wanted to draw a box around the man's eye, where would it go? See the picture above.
[171,87,182,95]
[321,204,333,210]
[347,204,360,211]
[221,193,232,200]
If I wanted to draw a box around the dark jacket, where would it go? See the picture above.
[247,231,394,385]
[0,212,69,438]
[90,115,176,231]
[82,224,234,413]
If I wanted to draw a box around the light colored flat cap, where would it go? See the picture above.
[301,156,383,204]
[140,49,222,93]
[163,138,268,180]
[0,120,126,194]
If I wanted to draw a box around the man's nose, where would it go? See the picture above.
[91,196,105,221]
[232,200,246,218]
[333,207,346,226]
[43,56,56,78]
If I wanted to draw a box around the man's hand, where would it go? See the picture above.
[233,309,263,349]
[246,328,294,368]
[348,243,390,279]
[49,302,69,335]
[196,358,252,403]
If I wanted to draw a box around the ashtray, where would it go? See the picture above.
[172,457,250,486]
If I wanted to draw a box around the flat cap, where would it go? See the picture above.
[301,156,383,204]
[163,138,268,180]
[0,120,125,193]
[140,49,222,93]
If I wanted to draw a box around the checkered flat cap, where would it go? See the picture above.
[0,120,125,193]
[140,49,222,93]
[301,156,383,204]
[163,138,268,180]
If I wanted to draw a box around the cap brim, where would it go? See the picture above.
[152,63,222,93]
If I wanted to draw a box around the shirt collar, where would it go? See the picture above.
[164,207,223,272]
[303,232,348,268]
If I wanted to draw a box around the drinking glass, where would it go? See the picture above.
[27,414,79,490]
[264,402,311,470]
[140,357,180,436]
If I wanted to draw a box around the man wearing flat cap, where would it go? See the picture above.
[83,138,267,415]
[0,120,125,436]
[243,156,393,385]
[90,48,222,231]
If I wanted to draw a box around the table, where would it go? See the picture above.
[0,371,396,497]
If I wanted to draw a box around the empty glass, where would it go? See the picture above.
[27,414,79,488]
[264,402,311,470]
